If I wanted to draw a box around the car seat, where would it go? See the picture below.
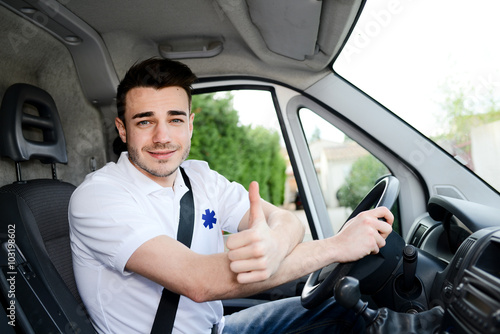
[0,83,95,333]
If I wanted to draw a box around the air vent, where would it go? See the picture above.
[409,224,428,247]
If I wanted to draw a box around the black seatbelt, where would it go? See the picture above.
[151,167,194,334]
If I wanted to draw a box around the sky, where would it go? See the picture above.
[232,0,500,142]
[334,0,500,136]
[232,90,346,143]
[233,90,278,130]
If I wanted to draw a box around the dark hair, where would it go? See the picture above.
[116,57,198,122]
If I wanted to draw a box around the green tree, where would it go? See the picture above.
[437,85,500,152]
[189,92,286,205]
[336,155,389,210]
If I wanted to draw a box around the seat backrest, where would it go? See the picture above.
[0,83,95,333]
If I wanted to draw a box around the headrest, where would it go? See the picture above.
[0,83,67,164]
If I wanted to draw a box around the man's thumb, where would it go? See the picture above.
[248,181,264,227]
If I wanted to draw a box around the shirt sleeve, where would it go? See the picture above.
[69,178,166,274]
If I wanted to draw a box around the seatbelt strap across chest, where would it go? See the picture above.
[151,167,194,334]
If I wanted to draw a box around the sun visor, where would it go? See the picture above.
[216,0,363,71]
[247,0,322,61]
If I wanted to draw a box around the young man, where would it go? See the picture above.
[69,58,394,333]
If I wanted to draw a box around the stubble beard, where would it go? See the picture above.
[128,142,191,178]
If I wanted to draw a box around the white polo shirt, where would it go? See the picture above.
[69,152,249,333]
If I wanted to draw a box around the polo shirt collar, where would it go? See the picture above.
[117,152,188,197]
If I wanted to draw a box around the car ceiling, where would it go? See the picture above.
[1,0,363,105]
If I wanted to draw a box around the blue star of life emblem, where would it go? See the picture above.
[202,209,217,229]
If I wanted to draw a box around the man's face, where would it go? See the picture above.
[115,86,194,187]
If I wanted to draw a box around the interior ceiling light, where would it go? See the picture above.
[158,38,223,59]
[19,6,36,14]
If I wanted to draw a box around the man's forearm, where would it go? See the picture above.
[208,237,333,301]
[267,209,306,258]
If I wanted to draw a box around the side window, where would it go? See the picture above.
[299,108,400,234]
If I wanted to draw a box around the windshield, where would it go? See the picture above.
[334,0,500,192]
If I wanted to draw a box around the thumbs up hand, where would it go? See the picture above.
[226,182,283,284]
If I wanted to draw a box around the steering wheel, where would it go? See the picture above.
[301,175,404,309]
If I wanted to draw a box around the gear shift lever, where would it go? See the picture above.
[334,276,444,334]
[334,276,379,324]
[402,245,418,291]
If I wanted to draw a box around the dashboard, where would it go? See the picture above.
[438,228,500,333]
[405,195,500,334]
